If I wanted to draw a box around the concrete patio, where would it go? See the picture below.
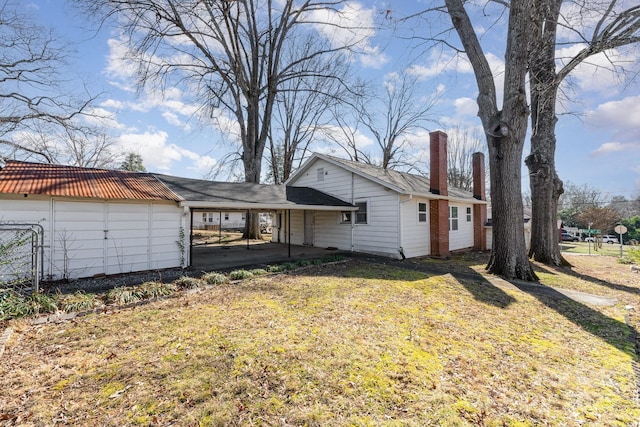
[189,241,346,271]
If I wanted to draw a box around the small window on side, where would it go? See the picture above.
[317,167,324,182]
[355,201,368,224]
[466,207,472,222]
[418,203,427,222]
[449,206,459,231]
[340,212,352,224]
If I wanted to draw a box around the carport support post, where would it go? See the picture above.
[247,209,250,250]
[288,209,291,258]
[218,212,222,244]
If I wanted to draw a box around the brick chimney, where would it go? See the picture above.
[472,152,487,251]
[429,130,450,258]
[429,130,448,196]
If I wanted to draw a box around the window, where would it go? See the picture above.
[449,206,459,231]
[418,203,427,223]
[355,201,368,224]
[340,212,352,224]
[241,212,246,220]
[317,167,324,182]
[202,213,207,222]
[224,212,229,221]
[466,207,472,222]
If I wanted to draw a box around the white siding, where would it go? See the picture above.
[0,195,183,280]
[449,202,474,251]
[400,198,430,258]
[289,158,401,258]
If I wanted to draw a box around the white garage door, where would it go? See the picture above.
[52,200,106,279]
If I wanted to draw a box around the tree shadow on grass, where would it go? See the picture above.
[506,279,637,358]
[533,261,640,298]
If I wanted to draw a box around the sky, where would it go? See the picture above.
[24,0,640,201]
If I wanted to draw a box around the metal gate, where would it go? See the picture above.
[0,223,44,292]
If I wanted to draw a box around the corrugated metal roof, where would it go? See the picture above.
[0,160,182,201]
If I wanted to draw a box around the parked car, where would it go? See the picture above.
[561,231,579,242]
[584,235,618,244]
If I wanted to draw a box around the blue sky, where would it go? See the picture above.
[28,0,640,200]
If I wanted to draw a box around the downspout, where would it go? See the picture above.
[287,209,291,258]
[189,209,193,268]
[399,194,412,259]
[351,172,354,252]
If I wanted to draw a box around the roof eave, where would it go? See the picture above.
[180,201,357,211]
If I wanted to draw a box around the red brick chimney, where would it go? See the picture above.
[472,152,487,251]
[429,130,450,258]
[429,130,448,196]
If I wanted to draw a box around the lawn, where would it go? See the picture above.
[1,255,639,426]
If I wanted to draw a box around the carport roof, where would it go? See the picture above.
[154,174,355,211]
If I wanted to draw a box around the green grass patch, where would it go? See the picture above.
[2,259,638,425]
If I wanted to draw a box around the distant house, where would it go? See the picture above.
[283,131,488,259]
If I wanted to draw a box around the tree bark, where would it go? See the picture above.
[445,0,537,280]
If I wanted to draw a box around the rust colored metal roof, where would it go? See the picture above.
[0,161,183,201]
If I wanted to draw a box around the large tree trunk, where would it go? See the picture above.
[525,0,569,266]
[486,123,537,280]
[446,0,537,280]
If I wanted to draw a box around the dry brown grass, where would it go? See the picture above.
[1,256,639,426]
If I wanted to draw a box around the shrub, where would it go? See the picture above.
[249,268,267,276]
[58,291,97,313]
[628,247,640,264]
[296,260,312,267]
[138,281,177,298]
[106,287,144,305]
[174,276,205,290]
[280,263,296,271]
[0,291,58,320]
[229,270,254,280]
[321,254,343,263]
[202,272,229,285]
[266,265,283,273]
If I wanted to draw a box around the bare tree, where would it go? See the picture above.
[358,71,439,170]
[445,0,537,280]
[526,0,640,266]
[78,0,367,237]
[446,126,485,192]
[267,37,355,184]
[14,122,116,168]
[0,1,97,164]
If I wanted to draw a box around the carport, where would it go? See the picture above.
[154,174,357,270]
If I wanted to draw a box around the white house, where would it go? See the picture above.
[0,131,487,283]
[282,131,488,259]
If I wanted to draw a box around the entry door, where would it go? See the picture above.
[303,210,314,245]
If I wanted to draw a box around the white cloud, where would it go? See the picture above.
[587,95,640,135]
[306,2,388,68]
[454,97,478,116]
[591,141,640,156]
[116,130,207,173]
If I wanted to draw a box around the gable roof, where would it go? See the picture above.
[155,173,355,211]
[0,160,181,201]
[287,153,480,202]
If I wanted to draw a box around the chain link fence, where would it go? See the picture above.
[0,223,44,293]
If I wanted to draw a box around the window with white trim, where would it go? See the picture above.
[317,167,324,182]
[355,201,368,224]
[224,212,229,221]
[466,207,472,222]
[340,212,352,224]
[449,206,459,231]
[418,203,427,222]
